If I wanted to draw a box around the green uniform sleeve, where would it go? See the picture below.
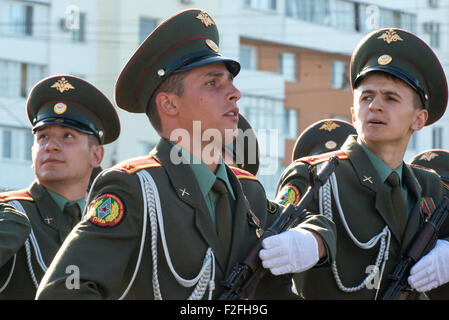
[36,169,144,300]
[0,202,31,267]
[275,162,337,267]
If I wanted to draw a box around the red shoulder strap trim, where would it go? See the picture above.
[230,166,258,181]
[299,150,348,166]
[113,155,162,174]
[0,189,34,202]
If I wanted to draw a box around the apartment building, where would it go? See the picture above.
[0,0,448,198]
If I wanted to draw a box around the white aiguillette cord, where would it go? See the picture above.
[317,163,391,298]
[119,170,216,300]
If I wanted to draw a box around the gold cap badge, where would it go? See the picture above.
[378,54,392,66]
[319,120,340,132]
[377,29,403,44]
[51,77,75,93]
[53,102,67,114]
[325,140,337,150]
[196,11,214,27]
[205,39,219,53]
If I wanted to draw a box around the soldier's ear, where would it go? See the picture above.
[156,92,178,116]
[90,145,104,168]
[411,108,428,132]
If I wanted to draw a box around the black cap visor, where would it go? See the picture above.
[166,50,240,77]
[32,114,104,144]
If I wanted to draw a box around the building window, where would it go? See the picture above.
[0,60,45,97]
[331,60,349,90]
[24,131,33,161]
[334,0,356,31]
[284,109,297,138]
[423,22,440,48]
[278,52,296,82]
[139,17,158,43]
[239,45,258,70]
[245,0,277,11]
[2,130,12,159]
[2,1,33,36]
[71,12,86,42]
[352,2,416,33]
[428,0,440,8]
[285,0,331,26]
[432,127,443,149]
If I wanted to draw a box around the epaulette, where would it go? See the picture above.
[298,150,348,166]
[230,166,258,181]
[409,163,437,173]
[0,189,34,203]
[113,155,162,174]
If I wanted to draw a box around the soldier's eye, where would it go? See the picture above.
[387,96,398,102]
[361,96,372,102]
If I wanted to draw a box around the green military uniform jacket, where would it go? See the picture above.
[36,138,335,300]
[0,182,75,299]
[277,135,449,299]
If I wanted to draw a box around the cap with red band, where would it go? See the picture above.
[114,9,240,114]
[27,75,120,145]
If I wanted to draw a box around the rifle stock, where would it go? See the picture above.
[382,196,449,300]
[219,156,340,300]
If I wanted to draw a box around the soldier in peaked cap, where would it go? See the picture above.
[409,149,449,189]
[275,119,356,209]
[0,75,120,299]
[270,28,449,299]
[37,9,334,300]
[291,119,356,162]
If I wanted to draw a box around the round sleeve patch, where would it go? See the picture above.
[87,193,125,227]
[275,184,301,206]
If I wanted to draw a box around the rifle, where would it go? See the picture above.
[382,196,449,300]
[219,155,340,300]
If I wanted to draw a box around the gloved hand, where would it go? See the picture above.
[258,227,319,275]
[408,239,449,292]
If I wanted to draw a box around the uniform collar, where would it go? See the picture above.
[169,141,235,200]
[358,138,403,184]
[46,188,86,212]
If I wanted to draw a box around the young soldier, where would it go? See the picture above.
[408,149,449,297]
[268,28,449,299]
[409,149,449,189]
[291,119,357,162]
[276,119,356,209]
[36,9,335,300]
[0,75,120,299]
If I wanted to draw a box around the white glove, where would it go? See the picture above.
[258,227,319,275]
[408,239,449,292]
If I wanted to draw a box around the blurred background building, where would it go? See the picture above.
[0,0,448,198]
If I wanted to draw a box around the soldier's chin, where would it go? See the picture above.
[35,171,68,184]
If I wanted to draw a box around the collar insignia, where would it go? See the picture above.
[363,176,374,184]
